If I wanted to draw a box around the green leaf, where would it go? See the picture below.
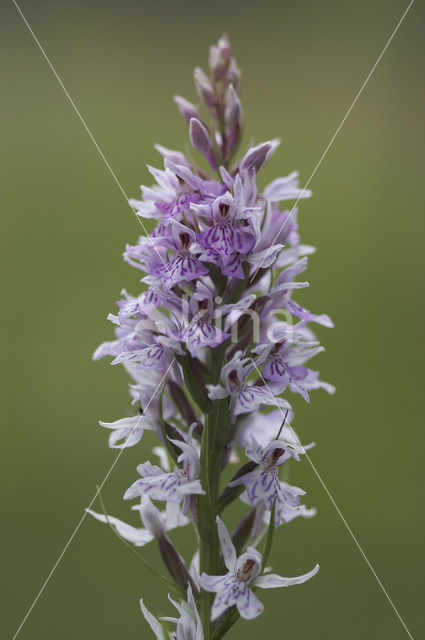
[177,353,211,414]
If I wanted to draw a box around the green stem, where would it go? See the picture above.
[197,350,229,638]
[198,410,217,639]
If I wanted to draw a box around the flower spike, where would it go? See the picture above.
[91,34,332,639]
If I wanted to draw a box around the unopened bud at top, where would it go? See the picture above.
[209,34,232,81]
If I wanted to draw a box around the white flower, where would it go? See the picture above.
[230,437,314,526]
[199,517,319,620]
[99,414,155,449]
[124,425,205,514]
[206,352,291,422]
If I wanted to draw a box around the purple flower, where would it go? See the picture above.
[112,335,183,371]
[129,164,202,224]
[116,288,164,325]
[194,176,257,261]
[199,517,319,620]
[174,283,230,357]
[93,35,333,635]
[230,437,314,526]
[124,425,205,514]
[254,339,326,402]
[87,496,189,547]
[151,221,209,288]
[207,352,291,422]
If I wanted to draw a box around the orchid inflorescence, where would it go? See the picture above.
[89,35,333,639]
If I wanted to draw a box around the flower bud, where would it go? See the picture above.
[224,83,243,157]
[225,83,242,126]
[157,533,199,595]
[174,95,202,125]
[227,60,241,94]
[193,67,217,108]
[189,118,216,169]
[240,139,280,175]
[208,35,232,81]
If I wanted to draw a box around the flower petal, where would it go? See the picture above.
[86,509,154,546]
[140,599,167,640]
[216,516,237,571]
[253,563,319,589]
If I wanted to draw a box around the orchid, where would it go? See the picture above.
[124,425,205,515]
[89,35,333,639]
[229,437,314,526]
[199,517,319,620]
[207,351,292,422]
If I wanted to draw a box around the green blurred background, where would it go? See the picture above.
[1,0,424,638]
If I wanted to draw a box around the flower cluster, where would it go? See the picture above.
[90,35,333,639]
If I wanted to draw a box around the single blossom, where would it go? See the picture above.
[253,339,327,402]
[149,221,209,289]
[111,335,184,372]
[200,517,319,620]
[173,282,230,357]
[207,352,291,422]
[230,437,314,526]
[193,176,257,261]
[129,163,202,224]
[116,288,164,325]
[124,425,205,514]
